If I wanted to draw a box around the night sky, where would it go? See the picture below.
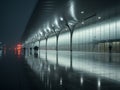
[0,0,38,47]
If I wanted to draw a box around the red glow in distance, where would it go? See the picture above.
[16,44,22,50]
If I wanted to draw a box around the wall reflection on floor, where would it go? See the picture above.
[25,50,120,90]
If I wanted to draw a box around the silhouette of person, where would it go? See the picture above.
[109,43,112,53]
[109,43,112,62]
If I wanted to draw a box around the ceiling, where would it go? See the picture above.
[21,0,120,42]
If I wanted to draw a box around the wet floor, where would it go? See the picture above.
[1,49,120,90]
[25,50,120,90]
[0,49,46,90]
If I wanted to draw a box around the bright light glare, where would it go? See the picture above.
[97,78,101,88]
[98,16,101,19]
[17,44,22,50]
[44,28,47,33]
[54,17,60,28]
[69,0,77,21]
[81,11,84,14]
[60,17,63,21]
[81,21,85,24]
[60,78,63,85]
[39,31,43,36]
[80,76,83,85]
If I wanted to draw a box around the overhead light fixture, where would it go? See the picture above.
[65,28,68,31]
[98,16,101,20]
[81,21,85,25]
[60,17,63,21]
[68,22,74,26]
[39,31,43,36]
[80,11,84,14]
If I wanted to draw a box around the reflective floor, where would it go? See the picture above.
[25,50,120,90]
[0,49,46,90]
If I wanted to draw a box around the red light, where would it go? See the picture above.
[18,49,21,56]
[14,43,22,57]
[16,44,22,50]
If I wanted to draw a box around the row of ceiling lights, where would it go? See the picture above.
[27,0,102,43]
[28,15,102,43]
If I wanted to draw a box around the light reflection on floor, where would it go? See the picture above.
[0,50,2,57]
[25,50,120,90]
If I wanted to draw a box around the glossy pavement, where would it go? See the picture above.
[25,50,120,90]
[0,49,46,90]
